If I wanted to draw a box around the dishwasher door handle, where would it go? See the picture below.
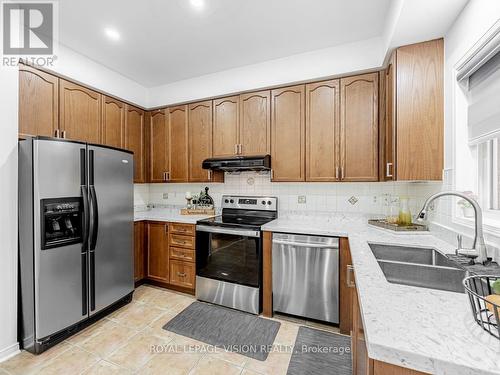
[272,239,339,249]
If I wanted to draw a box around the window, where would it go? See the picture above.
[467,50,500,220]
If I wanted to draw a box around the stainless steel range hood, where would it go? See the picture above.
[202,155,271,171]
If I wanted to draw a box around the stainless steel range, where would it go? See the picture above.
[195,195,277,314]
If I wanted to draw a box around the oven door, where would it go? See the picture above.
[196,225,262,288]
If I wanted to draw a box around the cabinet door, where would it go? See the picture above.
[383,52,396,181]
[169,260,195,289]
[188,101,212,182]
[147,222,169,282]
[134,221,145,282]
[340,73,379,182]
[102,96,124,148]
[396,38,444,181]
[305,80,340,181]
[19,64,59,137]
[125,105,145,183]
[271,85,305,181]
[240,90,270,156]
[339,238,353,335]
[352,284,373,375]
[213,96,239,157]
[149,109,168,183]
[59,79,102,143]
[168,105,189,182]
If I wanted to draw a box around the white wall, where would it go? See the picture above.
[429,0,500,257]
[148,37,385,107]
[0,67,20,360]
[51,45,149,107]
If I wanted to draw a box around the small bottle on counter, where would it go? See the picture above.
[398,196,412,226]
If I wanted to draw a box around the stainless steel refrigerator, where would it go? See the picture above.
[18,137,134,354]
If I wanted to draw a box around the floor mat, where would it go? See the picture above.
[163,301,280,361]
[287,326,352,375]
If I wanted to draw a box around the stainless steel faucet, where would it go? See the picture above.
[416,191,489,264]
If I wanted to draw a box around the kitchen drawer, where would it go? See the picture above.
[170,260,195,289]
[169,233,195,249]
[170,223,195,236]
[169,246,195,262]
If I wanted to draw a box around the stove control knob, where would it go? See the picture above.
[230,199,234,203]
[224,199,229,203]
[261,200,266,205]
[267,201,272,205]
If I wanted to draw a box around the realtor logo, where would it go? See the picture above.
[2,1,54,55]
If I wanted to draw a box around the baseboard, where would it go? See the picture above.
[0,342,20,363]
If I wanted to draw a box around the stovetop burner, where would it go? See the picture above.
[196,195,278,230]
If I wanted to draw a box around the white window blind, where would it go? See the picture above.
[467,51,500,144]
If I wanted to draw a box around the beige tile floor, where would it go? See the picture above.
[0,285,340,375]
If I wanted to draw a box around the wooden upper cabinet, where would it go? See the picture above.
[59,79,102,143]
[125,105,145,183]
[168,105,189,182]
[271,85,305,181]
[147,222,169,283]
[19,64,59,138]
[213,96,239,157]
[239,90,271,156]
[102,96,124,148]
[149,109,168,183]
[340,73,379,182]
[188,101,212,182]
[396,38,444,180]
[305,80,340,182]
[382,53,396,181]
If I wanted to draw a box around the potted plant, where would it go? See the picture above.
[457,191,478,218]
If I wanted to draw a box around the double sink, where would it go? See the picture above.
[369,243,467,293]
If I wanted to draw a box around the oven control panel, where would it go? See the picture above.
[221,195,277,211]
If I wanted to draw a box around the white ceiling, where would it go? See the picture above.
[59,0,392,87]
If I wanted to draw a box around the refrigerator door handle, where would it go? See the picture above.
[89,186,99,250]
[81,186,90,249]
[81,252,87,315]
[89,250,95,311]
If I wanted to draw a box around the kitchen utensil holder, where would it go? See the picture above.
[463,275,500,340]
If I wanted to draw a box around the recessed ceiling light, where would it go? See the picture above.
[104,27,120,41]
[189,0,205,11]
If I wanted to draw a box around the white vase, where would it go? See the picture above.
[461,206,475,218]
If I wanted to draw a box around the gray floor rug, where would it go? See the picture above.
[287,326,352,375]
[163,301,280,361]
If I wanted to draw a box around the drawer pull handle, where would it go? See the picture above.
[177,272,186,277]
[347,265,355,288]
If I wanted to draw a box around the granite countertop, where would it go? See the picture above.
[134,207,215,224]
[261,213,500,375]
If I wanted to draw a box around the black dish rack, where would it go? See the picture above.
[463,275,500,339]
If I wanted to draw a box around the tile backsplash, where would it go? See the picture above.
[134,171,443,217]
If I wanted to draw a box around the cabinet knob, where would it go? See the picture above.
[177,272,186,277]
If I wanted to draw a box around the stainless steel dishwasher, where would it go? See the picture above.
[272,233,339,323]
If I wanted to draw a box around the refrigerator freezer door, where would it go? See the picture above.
[34,139,88,339]
[88,145,134,315]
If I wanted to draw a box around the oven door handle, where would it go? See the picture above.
[196,225,260,238]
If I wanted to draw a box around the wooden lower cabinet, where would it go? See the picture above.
[138,221,196,293]
[169,260,195,289]
[133,221,146,282]
[147,221,169,283]
[339,237,353,335]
